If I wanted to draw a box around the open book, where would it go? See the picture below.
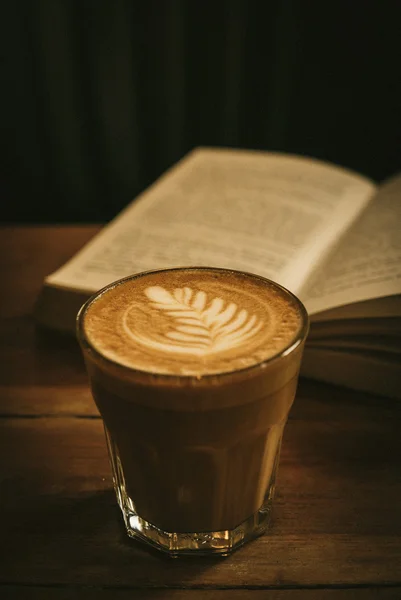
[35,148,401,399]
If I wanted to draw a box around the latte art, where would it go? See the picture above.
[122,285,265,356]
[82,268,304,376]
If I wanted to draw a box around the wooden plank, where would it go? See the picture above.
[0,226,98,397]
[1,586,400,599]
[0,226,100,319]
[0,384,97,417]
[0,317,89,389]
[0,369,398,419]
[1,417,400,588]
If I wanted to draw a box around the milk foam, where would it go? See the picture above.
[122,285,264,356]
[83,268,304,376]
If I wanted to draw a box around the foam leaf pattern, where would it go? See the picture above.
[123,285,264,356]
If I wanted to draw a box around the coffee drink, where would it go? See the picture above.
[78,267,308,555]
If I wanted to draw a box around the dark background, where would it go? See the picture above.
[3,0,401,223]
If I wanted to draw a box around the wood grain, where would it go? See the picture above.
[1,415,400,587]
[0,226,100,319]
[1,588,400,599]
[0,226,400,597]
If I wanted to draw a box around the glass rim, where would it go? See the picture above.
[76,266,309,383]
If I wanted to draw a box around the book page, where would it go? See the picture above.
[46,148,375,295]
[303,173,401,315]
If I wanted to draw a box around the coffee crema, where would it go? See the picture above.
[82,268,304,376]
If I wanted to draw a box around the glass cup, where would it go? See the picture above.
[77,268,309,556]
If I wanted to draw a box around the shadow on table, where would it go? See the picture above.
[34,324,87,383]
[2,485,227,585]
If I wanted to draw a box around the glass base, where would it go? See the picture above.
[104,425,278,556]
[120,500,272,557]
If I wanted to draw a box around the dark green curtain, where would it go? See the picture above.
[3,0,401,222]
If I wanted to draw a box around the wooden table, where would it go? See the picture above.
[1,226,400,599]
